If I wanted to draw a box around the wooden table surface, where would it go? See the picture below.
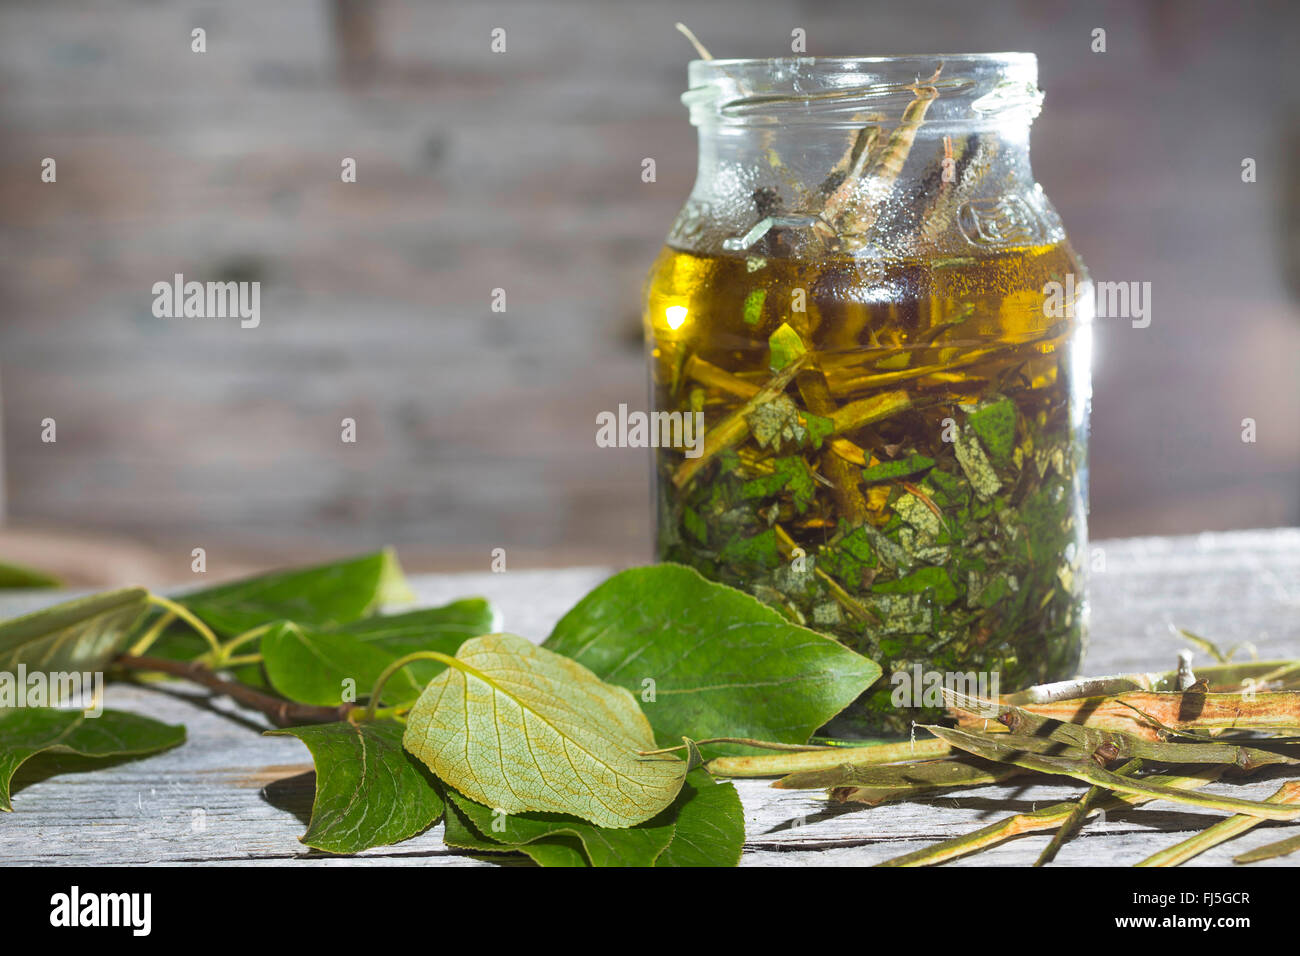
[3,528,1299,867]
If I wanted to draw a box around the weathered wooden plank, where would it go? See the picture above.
[1,530,1298,865]
[1,0,1297,562]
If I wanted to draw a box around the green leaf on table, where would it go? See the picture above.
[402,633,688,828]
[260,599,500,706]
[439,792,511,853]
[1,707,185,811]
[0,559,60,589]
[260,623,423,707]
[519,838,590,867]
[0,588,151,672]
[147,596,496,702]
[440,790,590,866]
[333,600,498,684]
[441,768,743,867]
[176,549,413,636]
[266,720,442,854]
[655,769,745,867]
[543,564,882,753]
[444,787,676,867]
[137,629,210,664]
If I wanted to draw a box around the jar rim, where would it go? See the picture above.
[684,54,1041,128]
[692,52,1036,68]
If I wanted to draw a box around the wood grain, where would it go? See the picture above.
[0,1,1297,569]
[0,530,1297,866]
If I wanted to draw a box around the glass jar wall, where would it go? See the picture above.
[644,55,1091,733]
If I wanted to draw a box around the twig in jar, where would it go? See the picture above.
[672,354,809,488]
[815,64,945,249]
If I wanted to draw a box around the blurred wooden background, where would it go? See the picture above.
[0,0,1297,586]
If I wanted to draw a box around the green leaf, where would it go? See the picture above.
[260,600,499,706]
[801,411,834,450]
[874,566,959,606]
[440,790,590,866]
[965,396,1016,464]
[403,634,688,828]
[332,600,497,684]
[740,457,816,513]
[655,769,745,867]
[719,528,779,569]
[544,564,882,753]
[441,767,743,867]
[440,790,514,853]
[260,623,424,707]
[768,322,806,370]
[445,787,676,867]
[0,559,60,589]
[861,454,935,483]
[177,549,412,636]
[818,522,879,587]
[137,628,210,664]
[742,288,767,327]
[519,839,591,866]
[682,506,709,545]
[0,588,150,672]
[1,708,184,810]
[266,720,443,854]
[746,395,808,450]
[953,426,1001,498]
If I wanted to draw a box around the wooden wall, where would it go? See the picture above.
[0,0,1296,578]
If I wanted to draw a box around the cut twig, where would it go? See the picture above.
[685,355,871,465]
[829,390,912,436]
[1137,780,1300,867]
[672,355,808,488]
[814,65,943,249]
[1000,660,1300,704]
[816,127,880,233]
[809,758,1028,806]
[1234,830,1300,864]
[673,22,714,60]
[684,354,759,399]
[706,738,951,778]
[641,737,835,758]
[822,328,1069,397]
[953,690,1300,741]
[1035,758,1143,866]
[944,688,1299,769]
[925,724,1300,821]
[877,765,1230,867]
[114,654,351,727]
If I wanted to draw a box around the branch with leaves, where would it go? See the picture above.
[0,553,884,866]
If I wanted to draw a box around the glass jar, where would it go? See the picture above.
[643,54,1091,734]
